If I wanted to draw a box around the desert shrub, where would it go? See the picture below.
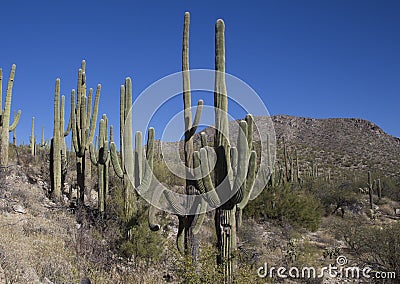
[119,207,166,265]
[152,159,185,187]
[336,220,400,279]
[106,183,166,265]
[245,184,323,231]
[171,242,263,284]
[314,181,361,216]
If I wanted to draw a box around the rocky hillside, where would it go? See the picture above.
[192,115,400,178]
[270,115,400,176]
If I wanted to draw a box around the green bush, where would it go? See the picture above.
[171,242,263,284]
[245,184,323,231]
[337,219,400,279]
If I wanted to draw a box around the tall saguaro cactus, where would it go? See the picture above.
[110,77,155,238]
[71,60,101,204]
[0,64,21,167]
[30,117,36,156]
[194,20,259,283]
[89,114,111,212]
[179,11,204,258]
[51,79,70,200]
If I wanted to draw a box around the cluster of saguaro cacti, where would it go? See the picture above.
[71,60,101,204]
[89,114,111,212]
[110,77,155,238]
[193,19,259,283]
[50,79,70,200]
[0,64,21,167]
[273,138,302,187]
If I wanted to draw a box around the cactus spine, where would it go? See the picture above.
[110,78,155,238]
[0,64,21,167]
[71,60,100,204]
[194,20,259,283]
[89,114,110,212]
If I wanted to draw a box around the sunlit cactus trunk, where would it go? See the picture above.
[0,64,21,167]
[180,11,204,259]
[51,79,71,200]
[30,117,36,156]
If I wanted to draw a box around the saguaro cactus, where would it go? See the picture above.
[30,117,36,156]
[110,77,155,238]
[0,64,21,167]
[51,79,70,200]
[368,171,373,209]
[89,114,111,212]
[377,178,382,200]
[194,20,259,283]
[71,60,101,204]
[179,11,204,258]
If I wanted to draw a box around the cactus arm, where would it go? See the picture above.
[193,151,206,194]
[199,148,221,207]
[86,88,93,124]
[145,127,154,166]
[110,142,124,179]
[136,128,155,195]
[245,114,253,151]
[88,84,101,143]
[192,200,207,235]
[135,131,143,186]
[71,90,79,153]
[230,147,238,176]
[76,69,83,128]
[123,78,134,179]
[99,141,109,164]
[231,121,249,204]
[186,100,204,139]
[9,110,21,131]
[89,142,98,166]
[80,95,87,136]
[238,151,257,209]
[119,85,125,166]
[64,105,72,137]
[109,125,114,143]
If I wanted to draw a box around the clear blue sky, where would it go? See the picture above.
[1,0,399,145]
